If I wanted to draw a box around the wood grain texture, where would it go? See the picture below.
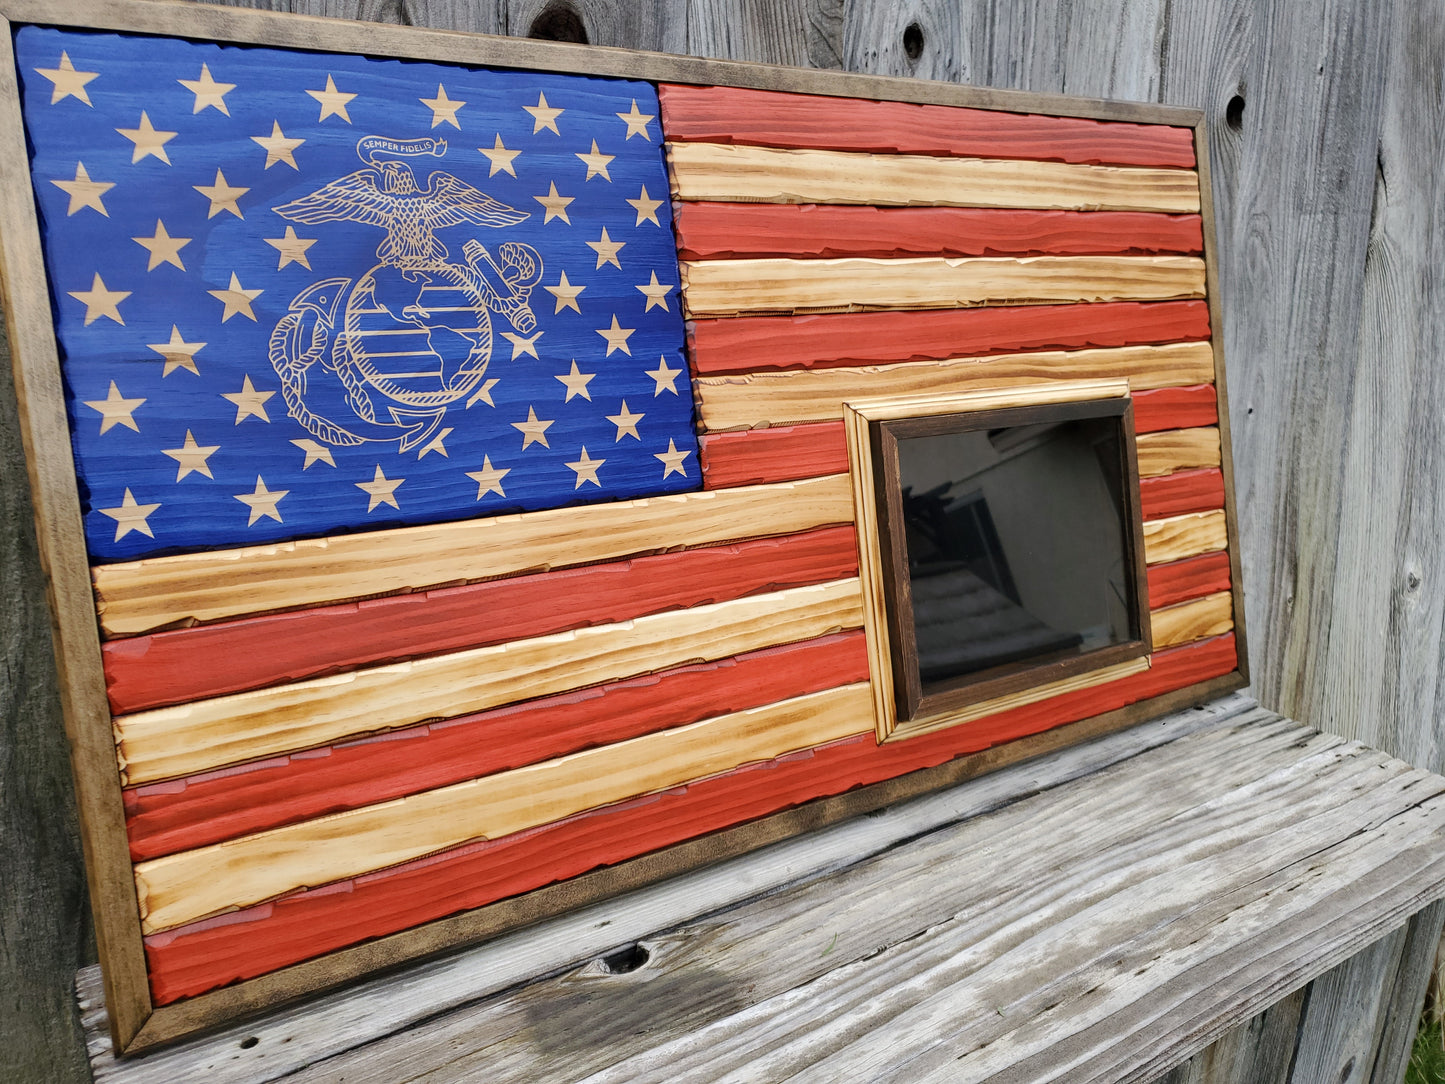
[102,526,859,714]
[695,341,1217,430]
[0,268,94,1084]
[1139,467,1227,519]
[658,83,1198,165]
[699,423,851,489]
[687,299,1213,374]
[134,683,877,934]
[890,656,1150,740]
[137,637,1238,1001]
[115,577,865,786]
[1133,384,1219,433]
[122,632,871,862]
[673,203,1205,259]
[666,141,1202,212]
[92,473,854,637]
[1136,425,1223,477]
[102,703,1445,1084]
[0,0,1433,1074]
[1149,987,1305,1084]
[1143,510,1229,566]
[1147,551,1233,611]
[0,21,153,1054]
[1150,590,1234,649]
[93,696,1255,1045]
[680,254,1207,317]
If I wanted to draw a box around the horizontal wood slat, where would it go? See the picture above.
[700,423,851,489]
[114,578,866,787]
[1150,590,1235,649]
[666,142,1202,213]
[1146,552,1233,611]
[142,634,1238,1002]
[1131,384,1218,433]
[1136,425,1223,477]
[92,474,855,637]
[134,683,878,933]
[1138,467,1226,520]
[102,526,859,714]
[686,300,1212,374]
[694,342,1217,430]
[123,632,872,862]
[679,255,1207,318]
[657,84,1197,167]
[673,203,1204,260]
[1143,510,1229,565]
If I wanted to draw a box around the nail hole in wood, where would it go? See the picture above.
[1225,94,1245,131]
[528,1,589,44]
[903,23,925,60]
[239,1036,259,1050]
[599,942,649,973]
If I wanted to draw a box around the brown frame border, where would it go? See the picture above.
[0,0,1247,1054]
[873,397,1152,723]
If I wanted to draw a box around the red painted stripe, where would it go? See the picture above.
[674,204,1204,261]
[700,423,851,490]
[1132,384,1218,433]
[103,527,859,715]
[144,634,1236,1003]
[1148,552,1233,610]
[687,300,1212,375]
[658,84,1197,168]
[1139,468,1226,520]
[123,632,871,862]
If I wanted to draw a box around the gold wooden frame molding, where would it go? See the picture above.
[845,379,1156,743]
[0,0,1249,1054]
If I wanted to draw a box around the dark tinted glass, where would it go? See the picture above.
[895,414,1134,688]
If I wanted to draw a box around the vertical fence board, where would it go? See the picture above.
[1311,0,1445,776]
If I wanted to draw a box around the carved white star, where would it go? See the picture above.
[421,84,465,128]
[524,91,563,134]
[98,489,160,541]
[654,439,692,479]
[606,400,645,441]
[466,456,510,499]
[645,356,683,395]
[615,99,654,140]
[565,446,605,489]
[596,314,635,357]
[178,64,235,114]
[480,134,520,177]
[555,360,596,402]
[356,465,404,511]
[234,476,288,525]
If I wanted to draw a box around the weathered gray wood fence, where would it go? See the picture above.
[3,0,1443,1080]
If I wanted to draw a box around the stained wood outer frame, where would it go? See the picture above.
[0,0,1245,1056]
[874,397,1153,725]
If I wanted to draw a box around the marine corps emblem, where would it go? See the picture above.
[268,135,543,452]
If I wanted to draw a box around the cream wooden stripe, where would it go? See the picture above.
[1149,590,1234,649]
[114,578,866,786]
[890,656,1152,742]
[134,682,876,933]
[92,474,855,638]
[666,142,1202,213]
[679,255,1206,318]
[1142,510,1228,566]
[695,342,1216,431]
[1136,426,1222,477]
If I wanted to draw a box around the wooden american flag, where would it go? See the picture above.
[18,33,1237,1007]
